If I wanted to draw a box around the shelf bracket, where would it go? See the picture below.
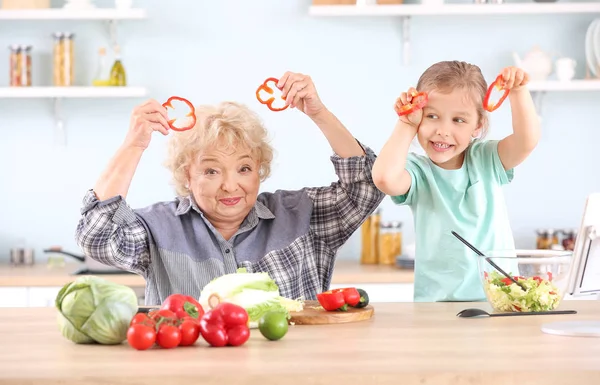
[401,16,411,66]
[53,98,67,148]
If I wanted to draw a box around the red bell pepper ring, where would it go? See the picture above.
[160,293,205,320]
[332,287,361,307]
[317,290,347,311]
[162,96,197,131]
[199,302,250,347]
[396,91,428,117]
[256,77,288,112]
[483,74,510,112]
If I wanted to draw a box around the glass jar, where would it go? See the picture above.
[20,45,32,86]
[379,222,395,265]
[536,229,550,249]
[391,221,403,258]
[53,32,75,86]
[9,45,20,86]
[360,210,381,264]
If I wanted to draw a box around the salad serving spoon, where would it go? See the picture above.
[457,308,578,318]
[451,231,528,291]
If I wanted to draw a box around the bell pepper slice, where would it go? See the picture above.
[332,287,360,307]
[256,77,288,112]
[162,96,197,132]
[396,91,428,117]
[317,290,347,312]
[483,75,510,112]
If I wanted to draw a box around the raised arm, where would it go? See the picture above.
[277,71,385,251]
[497,67,541,170]
[75,99,171,274]
[372,88,421,196]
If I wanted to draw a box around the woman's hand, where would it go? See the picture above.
[395,87,423,129]
[277,72,326,118]
[499,66,530,91]
[124,99,171,149]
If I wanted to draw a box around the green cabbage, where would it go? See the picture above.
[198,268,303,328]
[55,276,139,345]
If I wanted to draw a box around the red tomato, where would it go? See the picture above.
[156,324,181,349]
[150,309,177,323]
[178,319,201,346]
[130,313,156,328]
[127,324,156,351]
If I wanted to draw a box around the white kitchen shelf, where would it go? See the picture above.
[0,8,146,20]
[0,86,148,98]
[309,3,600,65]
[528,80,600,92]
[308,3,600,16]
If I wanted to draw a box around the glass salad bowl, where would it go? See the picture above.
[478,249,573,312]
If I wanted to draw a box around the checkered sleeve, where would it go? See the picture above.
[304,140,385,253]
[74,189,150,275]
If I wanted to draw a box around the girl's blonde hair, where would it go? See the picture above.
[416,60,490,139]
[164,101,274,197]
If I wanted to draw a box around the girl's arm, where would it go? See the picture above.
[497,68,541,170]
[372,120,418,196]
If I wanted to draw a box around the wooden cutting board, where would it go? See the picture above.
[288,300,374,325]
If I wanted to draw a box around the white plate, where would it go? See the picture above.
[585,19,599,77]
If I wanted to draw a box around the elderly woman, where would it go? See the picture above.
[75,72,385,305]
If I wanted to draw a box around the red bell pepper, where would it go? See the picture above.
[396,91,428,117]
[256,77,288,112]
[199,302,250,347]
[332,287,360,307]
[160,293,205,320]
[483,75,509,112]
[317,290,347,311]
[162,96,197,131]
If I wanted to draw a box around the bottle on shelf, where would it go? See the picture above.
[109,45,127,86]
[92,47,111,86]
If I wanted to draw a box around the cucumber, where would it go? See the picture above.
[354,288,369,308]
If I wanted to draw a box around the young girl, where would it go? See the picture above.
[372,60,540,302]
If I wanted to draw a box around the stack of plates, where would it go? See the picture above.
[586,19,600,78]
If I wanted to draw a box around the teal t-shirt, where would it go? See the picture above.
[392,140,516,302]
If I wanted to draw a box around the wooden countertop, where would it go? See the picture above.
[0,260,414,287]
[1,301,599,384]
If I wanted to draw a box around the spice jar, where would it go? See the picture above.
[379,222,395,265]
[535,229,548,249]
[562,229,577,251]
[53,32,75,86]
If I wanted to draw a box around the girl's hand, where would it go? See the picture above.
[124,99,170,150]
[500,66,530,91]
[395,87,423,128]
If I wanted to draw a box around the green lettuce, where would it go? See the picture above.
[198,268,303,328]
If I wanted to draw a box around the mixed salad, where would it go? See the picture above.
[483,270,561,312]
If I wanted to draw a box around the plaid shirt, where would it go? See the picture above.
[75,142,384,305]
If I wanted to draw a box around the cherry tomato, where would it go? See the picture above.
[156,324,181,349]
[150,309,177,324]
[127,324,156,351]
[178,319,201,346]
[130,313,156,328]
